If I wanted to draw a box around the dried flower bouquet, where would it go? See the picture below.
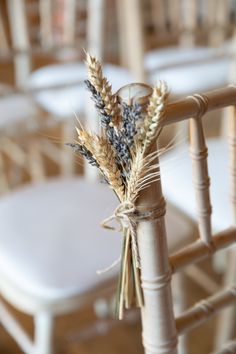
[69,54,169,319]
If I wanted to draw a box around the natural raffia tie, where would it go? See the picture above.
[101,198,167,269]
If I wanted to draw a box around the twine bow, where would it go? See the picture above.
[101,201,141,268]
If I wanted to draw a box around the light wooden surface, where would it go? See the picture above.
[133,85,236,353]
[119,0,235,80]
[214,106,236,348]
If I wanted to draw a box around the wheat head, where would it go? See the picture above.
[140,81,169,151]
[94,136,125,199]
[85,53,120,126]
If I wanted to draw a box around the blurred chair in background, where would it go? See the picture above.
[0,2,201,354]
[117,0,236,349]
[0,1,231,353]
[119,0,235,94]
[3,0,134,179]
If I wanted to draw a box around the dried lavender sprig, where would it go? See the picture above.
[121,103,142,146]
[85,53,121,126]
[84,80,131,171]
[122,102,142,123]
[84,79,112,128]
[107,128,131,167]
[66,143,99,167]
[107,103,142,175]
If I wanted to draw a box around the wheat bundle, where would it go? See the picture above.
[68,54,169,319]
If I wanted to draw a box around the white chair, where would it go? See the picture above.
[0,6,40,133]
[0,55,197,354]
[0,138,197,354]
[160,111,236,349]
[118,0,234,94]
[132,84,236,354]
[6,0,134,120]
[3,0,135,180]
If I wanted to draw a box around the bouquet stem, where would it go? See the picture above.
[116,229,143,319]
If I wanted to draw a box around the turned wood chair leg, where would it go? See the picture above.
[214,249,236,349]
[34,312,54,354]
[173,273,187,354]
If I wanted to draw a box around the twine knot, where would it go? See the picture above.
[101,198,166,271]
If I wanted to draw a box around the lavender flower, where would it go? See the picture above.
[84,80,142,179]
[84,80,112,128]
[121,102,142,146]
[66,143,99,167]
[84,80,130,166]
[107,128,131,165]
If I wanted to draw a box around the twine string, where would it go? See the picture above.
[100,198,166,273]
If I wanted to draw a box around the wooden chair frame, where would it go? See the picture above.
[117,0,235,81]
[0,84,235,353]
[134,85,236,354]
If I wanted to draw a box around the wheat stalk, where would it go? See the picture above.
[140,81,169,152]
[85,53,120,126]
[127,147,161,204]
[126,147,145,203]
[76,128,125,199]
[94,136,125,200]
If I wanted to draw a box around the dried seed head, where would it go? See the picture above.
[121,102,142,146]
[85,53,120,126]
[141,81,169,151]
[66,142,99,167]
[93,136,125,200]
[75,127,125,199]
[84,79,112,128]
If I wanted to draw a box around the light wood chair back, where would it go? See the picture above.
[0,5,9,59]
[0,0,110,191]
[143,0,234,47]
[135,85,236,353]
[5,0,93,87]
[0,4,44,192]
[118,0,235,81]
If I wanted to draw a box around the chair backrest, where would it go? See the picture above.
[143,0,234,47]
[126,84,236,353]
[0,5,9,58]
[4,0,108,87]
[0,0,113,192]
[117,0,235,81]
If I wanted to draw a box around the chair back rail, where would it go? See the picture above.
[132,85,236,353]
[39,0,78,47]
[7,0,80,86]
[118,0,234,80]
[153,0,233,46]
[5,0,118,84]
[189,101,212,244]
[0,6,9,56]
[0,0,111,187]
[212,338,236,354]
[39,0,53,47]
[7,0,31,87]
[213,105,236,349]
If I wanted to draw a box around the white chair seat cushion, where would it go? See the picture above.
[145,45,231,95]
[0,94,38,129]
[147,57,231,95]
[161,138,230,232]
[0,177,194,299]
[145,46,224,71]
[27,63,134,117]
